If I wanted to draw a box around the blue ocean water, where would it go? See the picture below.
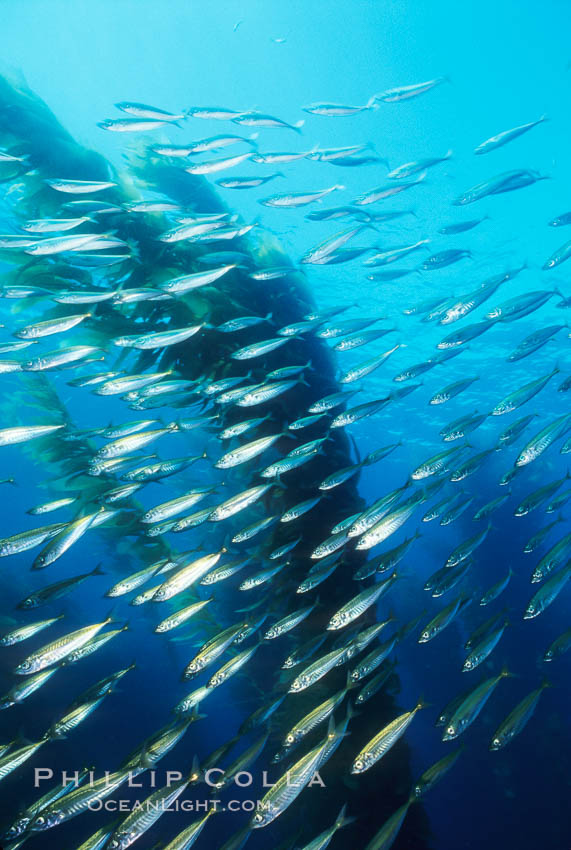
[0,2,570,849]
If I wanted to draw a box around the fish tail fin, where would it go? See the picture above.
[293,119,305,133]
[344,701,357,725]
[104,605,118,625]
[500,667,515,679]
[91,563,105,576]
[190,704,207,722]
[336,803,357,829]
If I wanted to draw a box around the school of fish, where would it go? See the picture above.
[0,71,569,850]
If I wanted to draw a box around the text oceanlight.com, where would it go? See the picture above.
[88,798,270,813]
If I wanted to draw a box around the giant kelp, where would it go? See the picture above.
[0,71,431,849]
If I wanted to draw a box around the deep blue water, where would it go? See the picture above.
[0,2,570,849]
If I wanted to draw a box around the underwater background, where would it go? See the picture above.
[0,1,569,849]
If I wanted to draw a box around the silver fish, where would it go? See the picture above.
[474,116,547,154]
[351,702,426,773]
[489,682,550,750]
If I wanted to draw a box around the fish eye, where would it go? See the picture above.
[446,725,454,735]
[492,737,501,747]
[253,813,264,824]
[286,734,294,743]
[354,759,364,771]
